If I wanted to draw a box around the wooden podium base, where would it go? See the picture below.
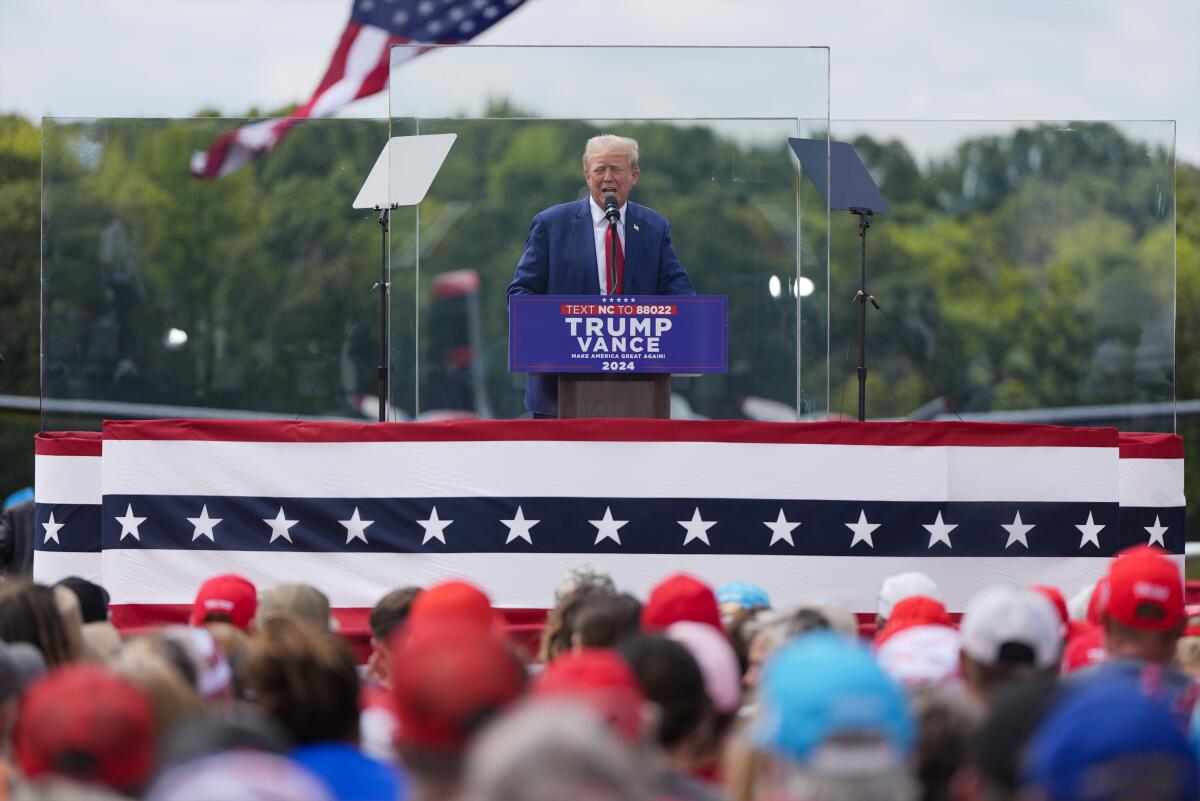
[557,373,671,419]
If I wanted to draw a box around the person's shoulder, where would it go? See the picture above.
[628,201,669,227]
[534,198,589,222]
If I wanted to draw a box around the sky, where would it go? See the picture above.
[0,0,1197,163]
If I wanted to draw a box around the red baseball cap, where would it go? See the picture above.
[875,595,952,646]
[1032,585,1069,637]
[1063,624,1106,673]
[533,649,645,743]
[1086,576,1109,626]
[1103,545,1184,631]
[15,665,156,793]
[407,580,495,630]
[390,619,527,753]
[189,573,257,630]
[641,573,721,632]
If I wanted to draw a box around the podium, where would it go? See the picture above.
[558,373,671,418]
[509,295,728,419]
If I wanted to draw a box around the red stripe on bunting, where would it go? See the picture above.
[34,431,103,457]
[1118,432,1184,459]
[102,418,1119,448]
[110,604,549,662]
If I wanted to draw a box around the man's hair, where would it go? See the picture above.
[617,634,706,749]
[369,586,422,642]
[242,616,361,745]
[0,580,79,666]
[912,685,981,801]
[464,700,644,801]
[574,592,642,650]
[960,651,1054,702]
[539,584,613,663]
[583,134,640,172]
[1104,616,1182,664]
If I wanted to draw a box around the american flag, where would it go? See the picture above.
[190,0,528,179]
[32,421,1184,633]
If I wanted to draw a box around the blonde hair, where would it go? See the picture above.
[583,134,639,172]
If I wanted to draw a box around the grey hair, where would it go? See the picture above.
[756,743,920,801]
[463,700,647,801]
[583,134,640,172]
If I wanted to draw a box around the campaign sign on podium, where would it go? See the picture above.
[509,295,728,374]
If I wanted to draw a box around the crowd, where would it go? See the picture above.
[0,543,1195,801]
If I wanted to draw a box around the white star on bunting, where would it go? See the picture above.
[678,507,716,547]
[1144,515,1168,548]
[417,506,453,545]
[263,507,299,544]
[41,512,64,545]
[923,511,957,549]
[501,506,539,545]
[590,507,627,546]
[340,507,374,544]
[1002,511,1034,549]
[764,509,800,547]
[846,510,880,549]
[1076,512,1104,549]
[115,504,147,541]
[187,505,222,542]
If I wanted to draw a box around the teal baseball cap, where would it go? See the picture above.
[716,581,771,609]
[753,631,913,764]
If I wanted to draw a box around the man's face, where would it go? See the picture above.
[584,150,639,208]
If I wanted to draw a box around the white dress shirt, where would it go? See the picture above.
[589,196,627,295]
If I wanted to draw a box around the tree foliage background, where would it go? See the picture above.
[1,110,1196,534]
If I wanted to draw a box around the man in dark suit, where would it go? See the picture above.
[508,134,695,417]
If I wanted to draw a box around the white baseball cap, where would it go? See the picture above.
[960,585,1060,670]
[878,572,940,619]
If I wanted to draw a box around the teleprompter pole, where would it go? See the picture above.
[375,206,395,423]
[851,207,879,423]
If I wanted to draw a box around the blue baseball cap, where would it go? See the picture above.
[716,581,771,609]
[753,631,913,763]
[1024,676,1198,801]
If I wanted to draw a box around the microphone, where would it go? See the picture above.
[603,192,620,223]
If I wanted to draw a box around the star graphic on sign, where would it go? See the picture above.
[923,511,957,549]
[187,505,222,542]
[417,506,453,545]
[339,507,374,545]
[846,510,880,549]
[678,507,716,547]
[41,512,64,545]
[1076,512,1105,549]
[263,507,299,544]
[115,504,147,541]
[590,506,627,546]
[764,509,800,547]
[1144,515,1169,548]
[501,506,539,545]
[1002,511,1034,549]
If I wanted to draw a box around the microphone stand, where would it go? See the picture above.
[607,222,619,297]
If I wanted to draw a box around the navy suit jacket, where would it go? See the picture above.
[508,198,696,415]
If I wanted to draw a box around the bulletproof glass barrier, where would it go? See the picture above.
[40,117,390,429]
[387,45,832,421]
[824,120,1177,433]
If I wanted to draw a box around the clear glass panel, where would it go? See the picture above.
[823,120,1175,432]
[40,117,390,430]
[389,45,831,420]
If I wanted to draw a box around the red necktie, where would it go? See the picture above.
[605,223,625,295]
